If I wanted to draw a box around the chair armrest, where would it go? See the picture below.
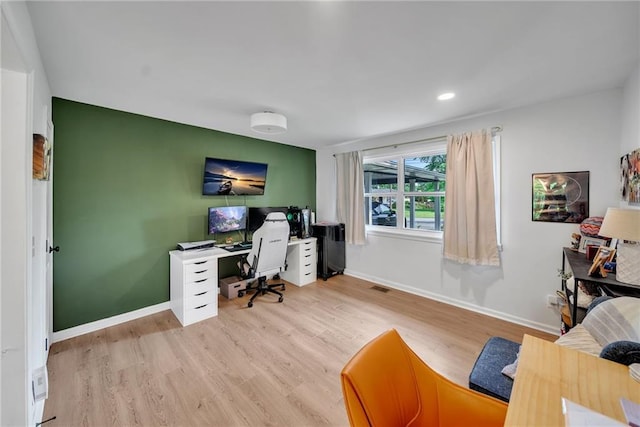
[340,377,371,427]
[408,346,507,426]
[237,255,254,279]
[437,380,508,427]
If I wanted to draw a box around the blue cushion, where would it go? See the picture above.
[469,336,520,402]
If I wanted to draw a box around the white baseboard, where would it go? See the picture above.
[344,269,559,336]
[52,302,172,343]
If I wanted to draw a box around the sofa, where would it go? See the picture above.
[555,296,640,364]
[469,296,640,402]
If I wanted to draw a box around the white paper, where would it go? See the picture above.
[562,397,626,427]
[620,397,640,427]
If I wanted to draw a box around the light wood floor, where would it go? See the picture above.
[43,275,555,426]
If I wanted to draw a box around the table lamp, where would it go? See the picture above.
[598,207,640,285]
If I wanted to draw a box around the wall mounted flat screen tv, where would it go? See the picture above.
[208,205,248,234]
[203,157,268,196]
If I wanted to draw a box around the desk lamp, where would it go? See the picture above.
[598,208,640,285]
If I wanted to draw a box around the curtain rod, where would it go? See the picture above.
[359,126,503,154]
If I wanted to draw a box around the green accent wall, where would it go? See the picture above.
[52,98,316,331]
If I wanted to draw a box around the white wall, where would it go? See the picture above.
[1,67,31,427]
[317,89,623,333]
[619,61,640,206]
[1,1,52,425]
[618,0,640,210]
[620,64,639,158]
[619,62,640,215]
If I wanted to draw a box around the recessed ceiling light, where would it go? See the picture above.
[437,92,456,101]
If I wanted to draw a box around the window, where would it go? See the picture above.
[363,135,501,244]
[364,141,447,233]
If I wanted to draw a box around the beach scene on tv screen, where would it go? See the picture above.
[203,158,267,195]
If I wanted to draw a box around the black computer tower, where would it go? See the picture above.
[312,223,345,280]
[287,206,302,238]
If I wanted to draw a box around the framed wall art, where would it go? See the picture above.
[620,148,640,205]
[33,133,51,181]
[532,171,589,223]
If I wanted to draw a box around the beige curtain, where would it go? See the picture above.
[443,129,499,266]
[336,151,366,245]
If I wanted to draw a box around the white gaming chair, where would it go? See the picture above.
[237,212,290,307]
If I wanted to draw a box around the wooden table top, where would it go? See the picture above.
[504,334,640,426]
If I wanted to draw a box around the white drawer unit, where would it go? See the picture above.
[281,238,317,287]
[170,251,219,326]
[168,239,317,325]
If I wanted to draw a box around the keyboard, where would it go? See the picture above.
[222,243,252,252]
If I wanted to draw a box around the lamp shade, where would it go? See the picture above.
[598,208,640,241]
[599,207,640,286]
[250,112,287,134]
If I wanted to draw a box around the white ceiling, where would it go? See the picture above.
[27,1,639,150]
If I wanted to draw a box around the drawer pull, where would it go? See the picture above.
[304,255,311,258]
[305,264,311,267]
[194,278,208,283]
[304,272,311,276]
[194,291,207,296]
[194,270,207,274]
[194,261,207,265]
[194,304,208,310]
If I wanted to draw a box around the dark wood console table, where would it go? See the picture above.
[561,247,640,327]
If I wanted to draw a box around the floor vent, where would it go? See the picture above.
[370,285,390,293]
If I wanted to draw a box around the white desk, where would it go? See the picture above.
[169,237,317,326]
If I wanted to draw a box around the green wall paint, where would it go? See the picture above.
[52,98,316,331]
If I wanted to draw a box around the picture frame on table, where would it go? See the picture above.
[578,237,608,253]
[588,247,616,277]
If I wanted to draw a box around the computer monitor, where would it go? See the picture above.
[208,206,248,235]
[248,207,288,233]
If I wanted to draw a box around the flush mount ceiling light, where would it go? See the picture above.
[437,92,456,101]
[250,111,287,134]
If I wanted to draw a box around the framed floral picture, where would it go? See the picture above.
[620,148,640,205]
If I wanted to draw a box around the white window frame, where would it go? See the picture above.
[363,134,502,248]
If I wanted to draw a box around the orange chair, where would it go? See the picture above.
[341,329,507,427]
